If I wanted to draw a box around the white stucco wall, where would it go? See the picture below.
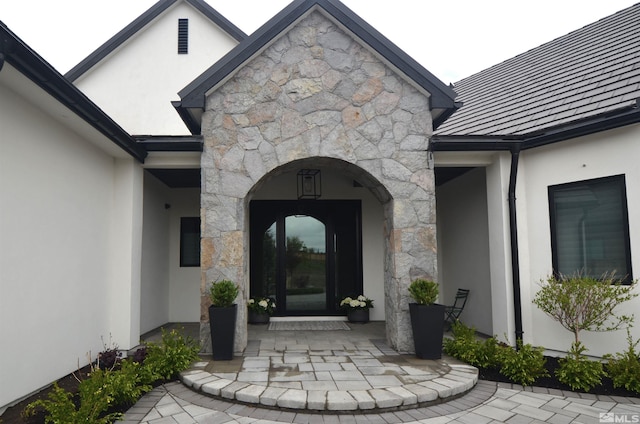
[250,168,386,321]
[168,188,201,323]
[140,177,200,333]
[436,167,493,335]
[0,73,143,410]
[141,173,171,333]
[518,124,640,357]
[73,1,239,135]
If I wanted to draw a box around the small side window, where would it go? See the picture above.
[180,217,200,267]
[548,175,632,283]
[178,19,188,54]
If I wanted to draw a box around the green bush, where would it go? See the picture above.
[109,360,153,406]
[25,328,199,423]
[408,279,438,305]
[556,342,605,392]
[443,321,501,369]
[209,279,239,307]
[498,340,549,387]
[605,328,640,394]
[475,336,503,370]
[24,370,123,424]
[443,321,481,365]
[144,328,200,380]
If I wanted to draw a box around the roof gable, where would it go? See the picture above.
[65,0,247,82]
[0,21,146,161]
[175,0,458,133]
[436,3,640,139]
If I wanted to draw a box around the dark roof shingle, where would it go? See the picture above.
[436,3,640,137]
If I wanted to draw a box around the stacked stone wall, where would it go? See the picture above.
[200,10,436,353]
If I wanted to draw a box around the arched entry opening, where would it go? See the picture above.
[246,158,390,321]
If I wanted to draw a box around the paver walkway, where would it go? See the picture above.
[118,321,640,423]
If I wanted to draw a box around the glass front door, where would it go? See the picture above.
[250,200,362,315]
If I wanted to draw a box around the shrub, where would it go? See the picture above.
[443,321,481,365]
[475,336,503,370]
[556,342,605,392]
[209,279,239,307]
[408,279,438,305]
[24,369,123,424]
[109,360,153,406]
[443,321,502,369]
[498,340,549,387]
[143,328,200,380]
[533,273,637,346]
[605,328,640,394]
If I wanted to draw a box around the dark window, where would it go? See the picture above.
[178,19,188,54]
[180,217,200,267]
[548,175,632,283]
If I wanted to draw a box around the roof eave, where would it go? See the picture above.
[134,135,203,152]
[431,101,640,152]
[522,102,640,149]
[1,22,147,162]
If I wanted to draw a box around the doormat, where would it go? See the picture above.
[268,321,351,331]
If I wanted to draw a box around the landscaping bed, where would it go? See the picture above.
[478,355,639,398]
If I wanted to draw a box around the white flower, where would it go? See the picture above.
[258,299,268,308]
[271,302,276,308]
[349,299,360,308]
[248,299,255,304]
[340,297,352,306]
[357,295,367,301]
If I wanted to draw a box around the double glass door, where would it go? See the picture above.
[250,200,362,315]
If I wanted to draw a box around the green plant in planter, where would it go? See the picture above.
[209,279,239,307]
[409,279,439,305]
[408,278,444,359]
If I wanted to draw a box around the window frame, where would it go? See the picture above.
[180,217,200,267]
[548,174,633,284]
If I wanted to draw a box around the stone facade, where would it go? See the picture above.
[200,10,437,353]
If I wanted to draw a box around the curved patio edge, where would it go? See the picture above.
[179,358,479,413]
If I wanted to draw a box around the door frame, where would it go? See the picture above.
[249,200,363,316]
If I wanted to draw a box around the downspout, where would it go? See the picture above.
[508,144,524,343]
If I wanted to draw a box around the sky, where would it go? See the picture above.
[0,0,637,84]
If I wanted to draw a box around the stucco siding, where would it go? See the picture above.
[141,173,171,333]
[0,80,134,409]
[168,188,201,322]
[436,167,493,335]
[519,124,640,356]
[73,1,239,135]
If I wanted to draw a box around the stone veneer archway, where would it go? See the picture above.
[199,10,437,354]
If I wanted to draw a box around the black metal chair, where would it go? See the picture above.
[444,289,470,329]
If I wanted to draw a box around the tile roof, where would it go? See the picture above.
[436,3,640,137]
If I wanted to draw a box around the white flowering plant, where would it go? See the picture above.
[339,295,374,311]
[247,296,276,315]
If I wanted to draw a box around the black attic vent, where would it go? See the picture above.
[178,19,188,54]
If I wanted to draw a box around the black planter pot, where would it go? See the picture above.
[208,304,237,360]
[409,303,445,359]
[347,309,370,323]
[248,310,270,324]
